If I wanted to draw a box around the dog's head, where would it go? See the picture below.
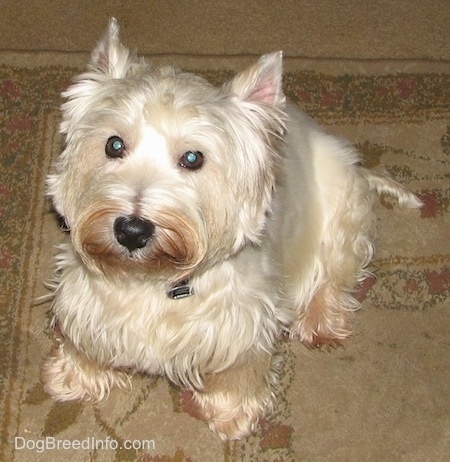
[48,18,286,282]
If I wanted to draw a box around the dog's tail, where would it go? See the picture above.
[361,168,423,208]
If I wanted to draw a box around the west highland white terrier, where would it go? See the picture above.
[42,18,422,440]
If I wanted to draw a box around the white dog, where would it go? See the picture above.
[42,18,421,440]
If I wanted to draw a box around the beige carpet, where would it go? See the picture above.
[1,2,449,461]
[1,0,449,60]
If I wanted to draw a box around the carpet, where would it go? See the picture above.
[1,1,449,61]
[0,53,449,461]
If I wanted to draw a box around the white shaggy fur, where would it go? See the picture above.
[42,18,421,440]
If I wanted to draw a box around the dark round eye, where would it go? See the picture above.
[105,136,126,158]
[179,151,204,170]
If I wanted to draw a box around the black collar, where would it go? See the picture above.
[167,280,193,300]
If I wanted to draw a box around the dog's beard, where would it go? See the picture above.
[72,201,206,282]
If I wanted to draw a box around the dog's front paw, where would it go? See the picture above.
[192,352,279,440]
[208,408,258,441]
[194,392,261,441]
[42,341,130,402]
[42,344,90,401]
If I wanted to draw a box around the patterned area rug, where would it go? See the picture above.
[1,57,449,461]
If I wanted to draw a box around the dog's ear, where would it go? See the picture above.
[228,52,285,107]
[89,17,133,78]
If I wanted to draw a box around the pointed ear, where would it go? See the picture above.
[89,17,133,78]
[228,51,285,106]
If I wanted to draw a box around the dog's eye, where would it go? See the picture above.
[179,151,204,170]
[105,136,126,158]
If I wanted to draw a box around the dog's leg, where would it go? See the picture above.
[42,337,130,402]
[290,285,356,348]
[290,171,377,348]
[192,350,281,440]
[289,167,422,347]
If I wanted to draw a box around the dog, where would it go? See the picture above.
[42,18,422,440]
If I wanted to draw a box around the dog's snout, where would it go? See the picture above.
[114,216,155,252]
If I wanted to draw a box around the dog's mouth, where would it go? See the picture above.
[73,205,207,280]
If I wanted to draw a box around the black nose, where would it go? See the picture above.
[114,216,155,252]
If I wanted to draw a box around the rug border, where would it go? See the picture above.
[1,50,449,74]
